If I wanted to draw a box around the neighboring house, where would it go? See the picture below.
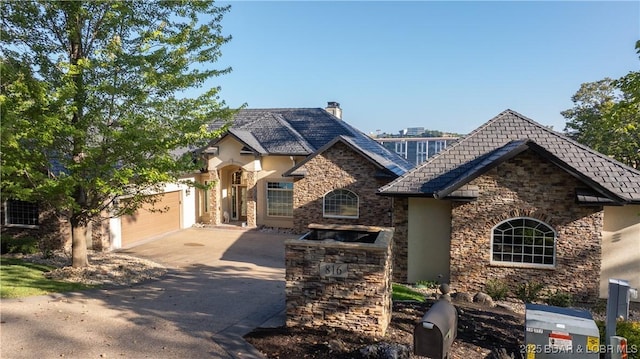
[2,182,197,250]
[375,136,459,166]
[196,102,414,233]
[379,109,640,302]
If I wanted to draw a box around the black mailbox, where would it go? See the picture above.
[413,299,458,358]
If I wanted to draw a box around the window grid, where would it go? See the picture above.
[5,200,39,226]
[266,182,293,217]
[491,218,556,267]
[416,142,428,164]
[395,141,407,159]
[323,189,359,218]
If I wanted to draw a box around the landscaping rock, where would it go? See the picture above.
[454,292,474,303]
[474,292,496,307]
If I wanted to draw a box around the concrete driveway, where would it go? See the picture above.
[0,227,292,359]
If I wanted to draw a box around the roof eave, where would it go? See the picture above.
[434,140,530,199]
[526,142,627,205]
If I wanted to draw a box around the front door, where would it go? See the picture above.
[231,185,247,221]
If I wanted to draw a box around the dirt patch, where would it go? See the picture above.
[245,299,525,359]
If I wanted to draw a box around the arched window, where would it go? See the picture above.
[323,189,359,218]
[491,217,556,267]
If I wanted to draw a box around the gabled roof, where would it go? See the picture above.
[378,109,640,204]
[283,135,412,178]
[210,108,413,176]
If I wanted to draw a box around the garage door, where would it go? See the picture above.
[121,191,181,246]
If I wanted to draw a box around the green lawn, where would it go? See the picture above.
[0,257,95,298]
[392,283,426,302]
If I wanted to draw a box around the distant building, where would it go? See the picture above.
[374,136,459,166]
[401,127,425,136]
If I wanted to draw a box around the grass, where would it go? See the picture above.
[0,257,95,299]
[392,283,426,302]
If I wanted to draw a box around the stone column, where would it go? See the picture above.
[208,170,221,225]
[245,170,257,227]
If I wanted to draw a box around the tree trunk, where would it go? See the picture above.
[71,220,89,267]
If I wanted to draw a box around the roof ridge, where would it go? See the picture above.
[240,107,324,111]
[273,113,316,153]
[506,109,640,176]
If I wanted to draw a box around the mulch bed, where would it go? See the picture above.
[245,300,525,359]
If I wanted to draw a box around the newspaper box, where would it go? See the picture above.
[525,304,600,358]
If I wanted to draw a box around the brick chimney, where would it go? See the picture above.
[325,101,342,120]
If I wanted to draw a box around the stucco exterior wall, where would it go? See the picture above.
[449,150,603,302]
[292,142,395,234]
[408,198,452,284]
[204,136,306,228]
[256,156,302,229]
[601,205,640,301]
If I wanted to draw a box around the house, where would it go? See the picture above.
[196,102,414,234]
[2,102,412,250]
[379,109,640,302]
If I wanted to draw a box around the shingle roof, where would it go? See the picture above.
[378,109,640,203]
[284,135,411,178]
[211,108,413,177]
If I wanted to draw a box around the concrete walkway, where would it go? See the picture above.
[1,227,291,359]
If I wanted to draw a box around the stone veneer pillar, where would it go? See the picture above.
[245,170,257,227]
[285,226,394,336]
[391,197,409,283]
[208,170,221,225]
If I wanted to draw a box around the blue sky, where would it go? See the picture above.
[209,1,639,135]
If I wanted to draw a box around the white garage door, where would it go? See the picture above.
[121,191,181,246]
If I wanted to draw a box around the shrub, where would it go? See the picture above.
[515,281,545,303]
[545,290,573,307]
[596,320,640,359]
[1,236,39,255]
[485,278,510,300]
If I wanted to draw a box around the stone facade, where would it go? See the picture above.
[292,142,395,234]
[245,170,258,227]
[391,197,409,283]
[285,228,394,336]
[204,170,221,225]
[449,150,603,301]
[1,204,71,252]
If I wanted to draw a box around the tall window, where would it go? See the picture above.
[395,141,407,159]
[491,217,556,267]
[323,189,359,218]
[4,200,39,227]
[203,181,210,213]
[266,182,293,217]
[416,141,428,164]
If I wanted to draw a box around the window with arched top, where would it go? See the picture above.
[323,189,359,219]
[491,217,556,268]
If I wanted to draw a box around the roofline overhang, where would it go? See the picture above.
[378,140,631,204]
[226,132,264,155]
[433,140,530,199]
[283,135,393,177]
[526,142,627,205]
[433,140,626,204]
[376,191,435,198]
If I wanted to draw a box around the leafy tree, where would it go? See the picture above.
[1,1,235,266]
[563,41,640,168]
